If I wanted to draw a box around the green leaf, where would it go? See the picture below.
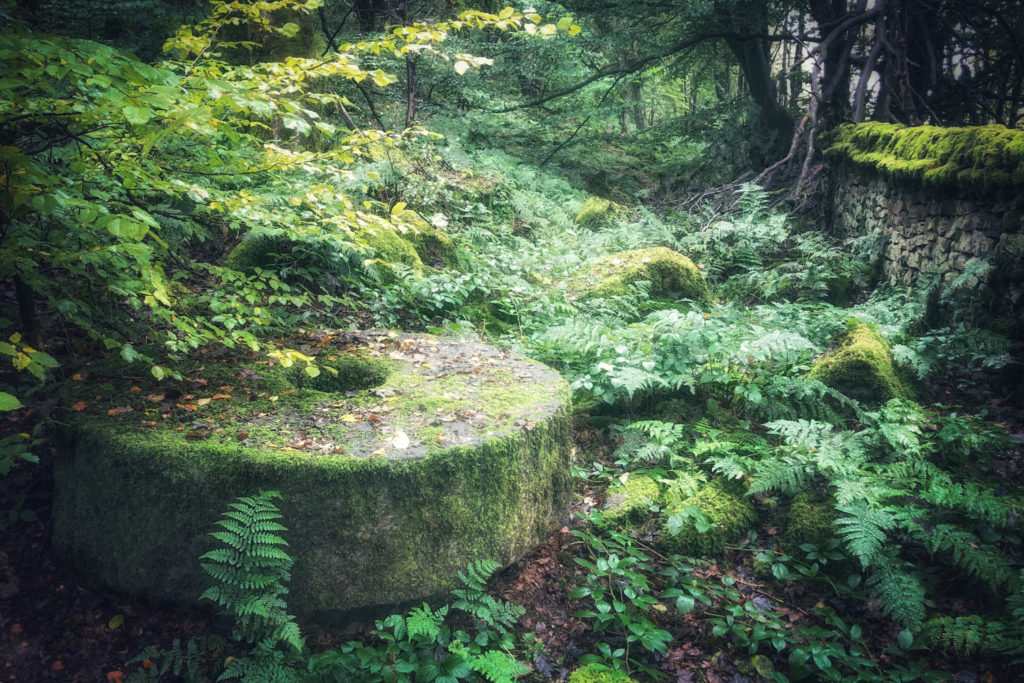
[897,628,914,649]
[279,22,301,38]
[122,105,153,125]
[106,216,149,241]
[675,595,695,614]
[0,392,22,412]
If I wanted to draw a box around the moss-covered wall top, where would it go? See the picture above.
[826,123,1024,193]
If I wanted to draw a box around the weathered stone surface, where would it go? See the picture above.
[53,332,574,618]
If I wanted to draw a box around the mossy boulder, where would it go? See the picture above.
[808,320,912,403]
[53,332,572,618]
[783,492,836,546]
[603,474,660,523]
[567,247,707,301]
[574,197,616,228]
[660,481,756,555]
[406,226,458,267]
[569,663,637,683]
[226,225,423,276]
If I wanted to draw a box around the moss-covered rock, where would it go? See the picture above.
[826,122,1024,191]
[353,225,423,270]
[660,481,756,556]
[575,197,615,228]
[603,474,660,523]
[569,663,637,683]
[567,247,707,301]
[783,492,836,546]
[53,332,572,618]
[808,320,912,403]
[406,226,457,267]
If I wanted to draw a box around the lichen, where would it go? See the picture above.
[783,492,836,546]
[567,247,708,301]
[575,197,615,227]
[52,332,573,617]
[603,474,660,523]
[808,319,912,403]
[826,122,1024,191]
[568,664,637,683]
[660,481,756,556]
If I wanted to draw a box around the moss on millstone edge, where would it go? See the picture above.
[660,481,756,555]
[783,492,836,546]
[808,319,912,403]
[603,474,660,523]
[569,663,638,683]
[567,247,708,301]
[52,332,572,619]
[825,122,1024,191]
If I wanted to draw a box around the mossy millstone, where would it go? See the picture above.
[808,319,912,403]
[567,247,707,301]
[53,331,572,618]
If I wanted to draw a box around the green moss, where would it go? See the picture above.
[52,333,573,618]
[783,492,836,546]
[354,225,423,271]
[292,353,392,393]
[568,664,637,683]
[406,226,457,267]
[575,197,615,227]
[603,474,660,523]
[568,247,708,301]
[660,481,756,556]
[826,123,1024,191]
[808,319,912,404]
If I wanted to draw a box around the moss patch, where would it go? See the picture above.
[808,319,912,403]
[660,481,756,556]
[53,332,573,617]
[569,664,637,683]
[291,352,392,393]
[567,247,707,301]
[826,122,1024,191]
[783,492,836,546]
[406,226,457,267]
[354,225,423,270]
[574,197,615,228]
[603,474,660,523]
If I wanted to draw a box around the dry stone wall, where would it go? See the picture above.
[829,164,1024,309]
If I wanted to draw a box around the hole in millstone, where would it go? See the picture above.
[291,353,391,393]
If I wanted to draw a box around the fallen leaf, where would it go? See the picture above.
[107,672,124,683]
[212,393,231,401]
[129,386,142,394]
[146,393,165,403]
[108,614,125,630]
[107,406,133,416]
[177,402,198,412]
[71,372,85,381]
[72,401,88,412]
[51,661,64,672]
[196,398,212,406]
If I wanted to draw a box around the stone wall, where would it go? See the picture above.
[828,164,1024,302]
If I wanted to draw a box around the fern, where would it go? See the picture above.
[406,604,447,641]
[868,555,926,629]
[199,490,303,653]
[834,502,895,568]
[468,650,530,683]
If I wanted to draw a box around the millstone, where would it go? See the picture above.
[53,331,572,618]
